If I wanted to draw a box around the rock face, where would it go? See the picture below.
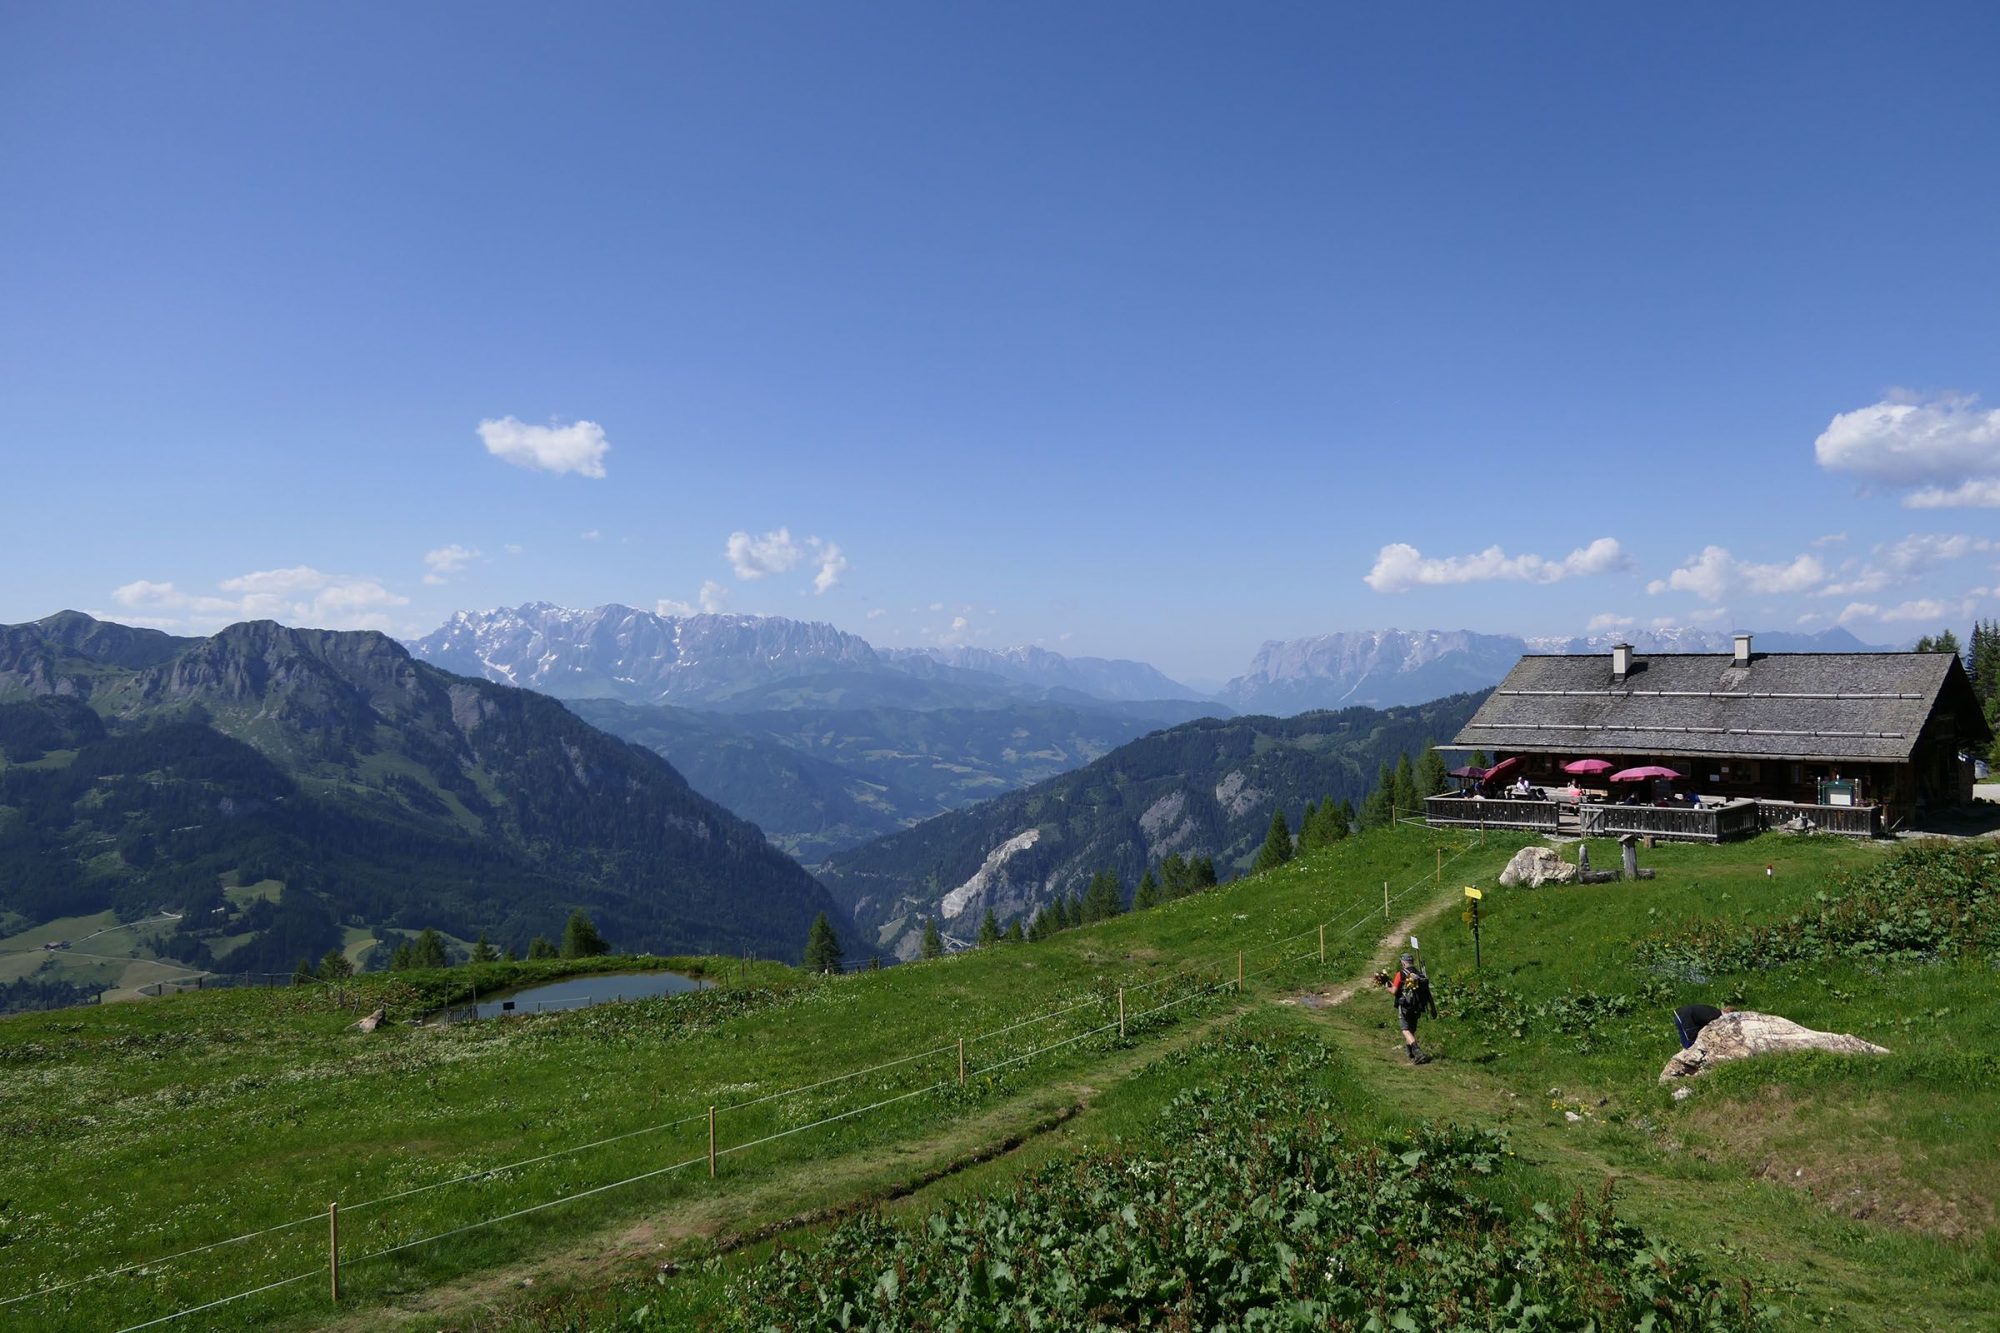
[1498,845,1579,887]
[1658,1011,1891,1082]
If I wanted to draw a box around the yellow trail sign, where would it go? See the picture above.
[1463,886,1483,901]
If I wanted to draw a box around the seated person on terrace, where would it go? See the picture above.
[1562,781,1583,805]
[1511,775,1533,797]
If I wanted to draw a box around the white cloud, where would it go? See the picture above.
[504,543,524,556]
[477,416,610,478]
[812,541,847,594]
[1363,537,1629,593]
[113,567,409,632]
[699,579,728,613]
[939,615,972,646]
[422,544,479,586]
[726,528,805,580]
[1646,546,1826,602]
[1837,596,1980,627]
[1815,533,1993,597]
[658,579,730,615]
[1907,478,2000,509]
[1586,613,1635,631]
[866,608,887,620]
[655,598,696,617]
[1814,393,2000,505]
[1811,532,1848,547]
[580,529,601,542]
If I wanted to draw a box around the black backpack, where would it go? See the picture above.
[1399,967,1436,1017]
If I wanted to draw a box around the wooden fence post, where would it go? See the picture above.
[1236,952,1243,991]
[1318,923,1325,965]
[708,1106,717,1178]
[1118,987,1125,1040]
[1384,881,1389,921]
[328,1202,340,1302]
[957,1037,966,1086]
[1436,847,1442,881]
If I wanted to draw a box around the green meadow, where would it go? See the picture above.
[4,824,1995,1330]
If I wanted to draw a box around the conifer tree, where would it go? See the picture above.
[1417,745,1448,798]
[803,911,842,974]
[1062,895,1081,929]
[1082,871,1123,922]
[1192,856,1218,889]
[527,936,557,960]
[292,958,316,985]
[1002,918,1024,943]
[1253,809,1294,873]
[504,943,521,962]
[1157,853,1190,899]
[1335,798,1355,832]
[1391,754,1419,821]
[411,927,449,969]
[920,917,944,960]
[561,910,609,959]
[1360,764,1395,829]
[319,947,354,979]
[470,932,498,964]
[977,908,1001,946]
[1133,870,1160,911]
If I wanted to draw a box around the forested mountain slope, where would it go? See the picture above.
[0,614,852,971]
[819,691,1486,958]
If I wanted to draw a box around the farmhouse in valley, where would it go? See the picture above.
[1427,634,1992,841]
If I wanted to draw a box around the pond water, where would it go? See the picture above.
[461,969,711,1020]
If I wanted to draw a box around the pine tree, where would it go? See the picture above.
[1002,918,1024,943]
[318,947,355,980]
[1157,853,1190,899]
[1391,754,1419,821]
[977,908,1001,946]
[291,958,316,985]
[1252,809,1294,873]
[1192,856,1218,889]
[411,927,449,969]
[1082,871,1122,922]
[1417,745,1448,798]
[1026,907,1051,942]
[527,936,557,960]
[1061,895,1081,930]
[1360,764,1395,829]
[390,940,415,970]
[470,932,499,964]
[920,918,944,960]
[1335,799,1355,832]
[1133,870,1160,911]
[803,911,842,974]
[504,943,521,962]
[561,910,609,959]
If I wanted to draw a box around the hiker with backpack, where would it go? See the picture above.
[1385,952,1437,1064]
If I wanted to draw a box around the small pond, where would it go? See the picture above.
[452,969,712,1021]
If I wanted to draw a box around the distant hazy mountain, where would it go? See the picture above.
[0,613,852,965]
[570,695,1222,863]
[409,603,1211,716]
[818,692,1487,960]
[1222,626,1885,714]
[885,645,1205,702]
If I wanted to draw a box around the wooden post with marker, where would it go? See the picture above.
[957,1037,966,1086]
[1318,923,1325,965]
[1236,951,1243,991]
[328,1202,340,1302]
[708,1105,717,1178]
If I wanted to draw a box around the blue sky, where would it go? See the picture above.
[3,3,1997,683]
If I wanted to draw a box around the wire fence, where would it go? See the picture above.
[15,830,1487,1330]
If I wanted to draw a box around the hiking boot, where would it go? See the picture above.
[1407,1044,1431,1065]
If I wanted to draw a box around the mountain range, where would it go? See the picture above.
[409,603,1206,708]
[817,692,1489,960]
[1218,626,1883,713]
[0,612,851,968]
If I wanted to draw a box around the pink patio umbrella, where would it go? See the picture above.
[1482,756,1524,782]
[1562,758,1615,775]
[1609,765,1683,782]
[1447,765,1488,779]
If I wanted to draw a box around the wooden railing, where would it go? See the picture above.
[1576,802,1740,842]
[1754,800,1882,838]
[1421,795,1561,832]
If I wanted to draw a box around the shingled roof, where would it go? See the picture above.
[1452,650,1990,764]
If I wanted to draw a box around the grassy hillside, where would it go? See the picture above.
[6,825,1995,1330]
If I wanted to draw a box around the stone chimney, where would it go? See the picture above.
[1733,633,1753,667]
[1611,643,1633,681]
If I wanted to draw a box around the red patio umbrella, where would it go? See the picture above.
[1446,765,1488,779]
[1562,758,1614,775]
[1482,756,1523,782]
[1609,765,1683,781]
